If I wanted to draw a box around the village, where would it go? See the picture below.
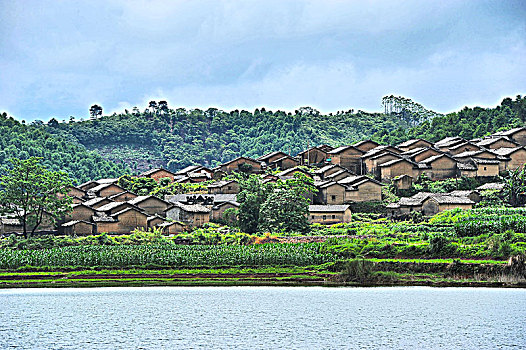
[1,126,525,236]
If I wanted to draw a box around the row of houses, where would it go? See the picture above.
[152,127,526,187]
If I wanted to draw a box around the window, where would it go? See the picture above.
[331,195,336,201]
[323,215,327,220]
[332,215,336,219]
[227,186,232,190]
[311,216,314,219]
[484,166,487,171]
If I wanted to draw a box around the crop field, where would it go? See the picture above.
[0,243,337,269]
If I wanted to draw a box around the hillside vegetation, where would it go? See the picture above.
[1,95,524,180]
[0,113,128,183]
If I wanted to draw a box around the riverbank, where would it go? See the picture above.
[1,259,524,288]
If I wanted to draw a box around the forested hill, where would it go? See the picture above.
[383,95,526,145]
[1,95,524,180]
[48,106,410,172]
[0,113,128,183]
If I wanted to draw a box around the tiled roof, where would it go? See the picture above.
[83,197,110,207]
[398,139,431,147]
[309,205,350,212]
[476,183,505,191]
[491,147,523,156]
[493,127,526,137]
[170,202,211,213]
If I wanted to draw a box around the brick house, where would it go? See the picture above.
[217,157,263,174]
[207,180,240,194]
[165,202,211,228]
[140,168,178,182]
[327,145,364,174]
[492,127,526,146]
[308,205,352,224]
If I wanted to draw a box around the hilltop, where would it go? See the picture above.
[0,95,524,181]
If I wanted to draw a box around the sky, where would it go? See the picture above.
[0,0,525,121]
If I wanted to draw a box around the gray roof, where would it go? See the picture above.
[170,202,211,213]
[398,139,432,148]
[362,145,401,158]
[111,207,147,218]
[476,137,517,147]
[379,158,417,168]
[83,197,110,207]
[434,137,465,147]
[96,201,134,212]
[140,168,175,177]
[207,180,237,188]
[309,205,351,213]
[490,147,524,156]
[327,145,363,155]
[353,140,379,148]
[62,220,94,227]
[128,195,168,205]
[476,182,505,191]
[419,153,453,164]
[92,213,117,223]
[165,193,237,204]
[314,164,341,174]
[493,127,526,137]
[256,151,288,161]
[457,162,477,171]
[431,195,474,205]
[176,165,203,175]
[449,190,478,197]
[472,158,501,165]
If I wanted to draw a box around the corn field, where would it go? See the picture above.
[0,244,337,269]
[455,215,526,237]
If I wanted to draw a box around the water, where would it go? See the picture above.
[0,287,524,349]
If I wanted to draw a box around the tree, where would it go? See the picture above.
[0,157,73,238]
[502,165,526,207]
[259,173,317,233]
[89,104,103,119]
[236,174,272,233]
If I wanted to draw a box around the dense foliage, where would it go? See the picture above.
[383,95,526,144]
[0,113,128,183]
[1,95,524,181]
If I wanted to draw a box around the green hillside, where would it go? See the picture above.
[0,113,128,183]
[1,95,524,180]
[50,105,410,172]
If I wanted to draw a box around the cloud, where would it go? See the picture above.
[0,0,525,120]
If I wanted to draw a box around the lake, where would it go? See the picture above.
[0,287,524,349]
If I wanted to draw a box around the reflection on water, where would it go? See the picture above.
[0,287,525,349]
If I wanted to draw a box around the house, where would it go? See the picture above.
[493,127,526,146]
[78,179,118,191]
[472,158,501,177]
[61,220,95,235]
[457,161,478,177]
[317,144,335,153]
[140,168,178,182]
[165,193,237,207]
[108,191,138,202]
[314,181,347,205]
[342,176,383,202]
[447,142,482,155]
[297,147,329,166]
[379,158,418,181]
[308,205,352,224]
[207,180,240,194]
[418,154,458,180]
[156,221,187,234]
[392,174,413,190]
[165,202,211,228]
[401,147,443,163]
[353,140,380,153]
[268,155,299,170]
[325,169,356,182]
[275,167,313,179]
[327,145,364,174]
[491,147,526,172]
[257,151,290,164]
[453,150,499,162]
[397,139,434,151]
[449,190,482,203]
[387,192,434,216]
[102,207,149,234]
[83,197,113,209]
[147,215,165,228]
[434,137,466,150]
[363,151,402,178]
[421,195,474,216]
[87,183,127,198]
[476,137,519,149]
[211,201,239,222]
[68,203,97,222]
[128,195,172,216]
[217,157,263,174]
[314,164,348,180]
